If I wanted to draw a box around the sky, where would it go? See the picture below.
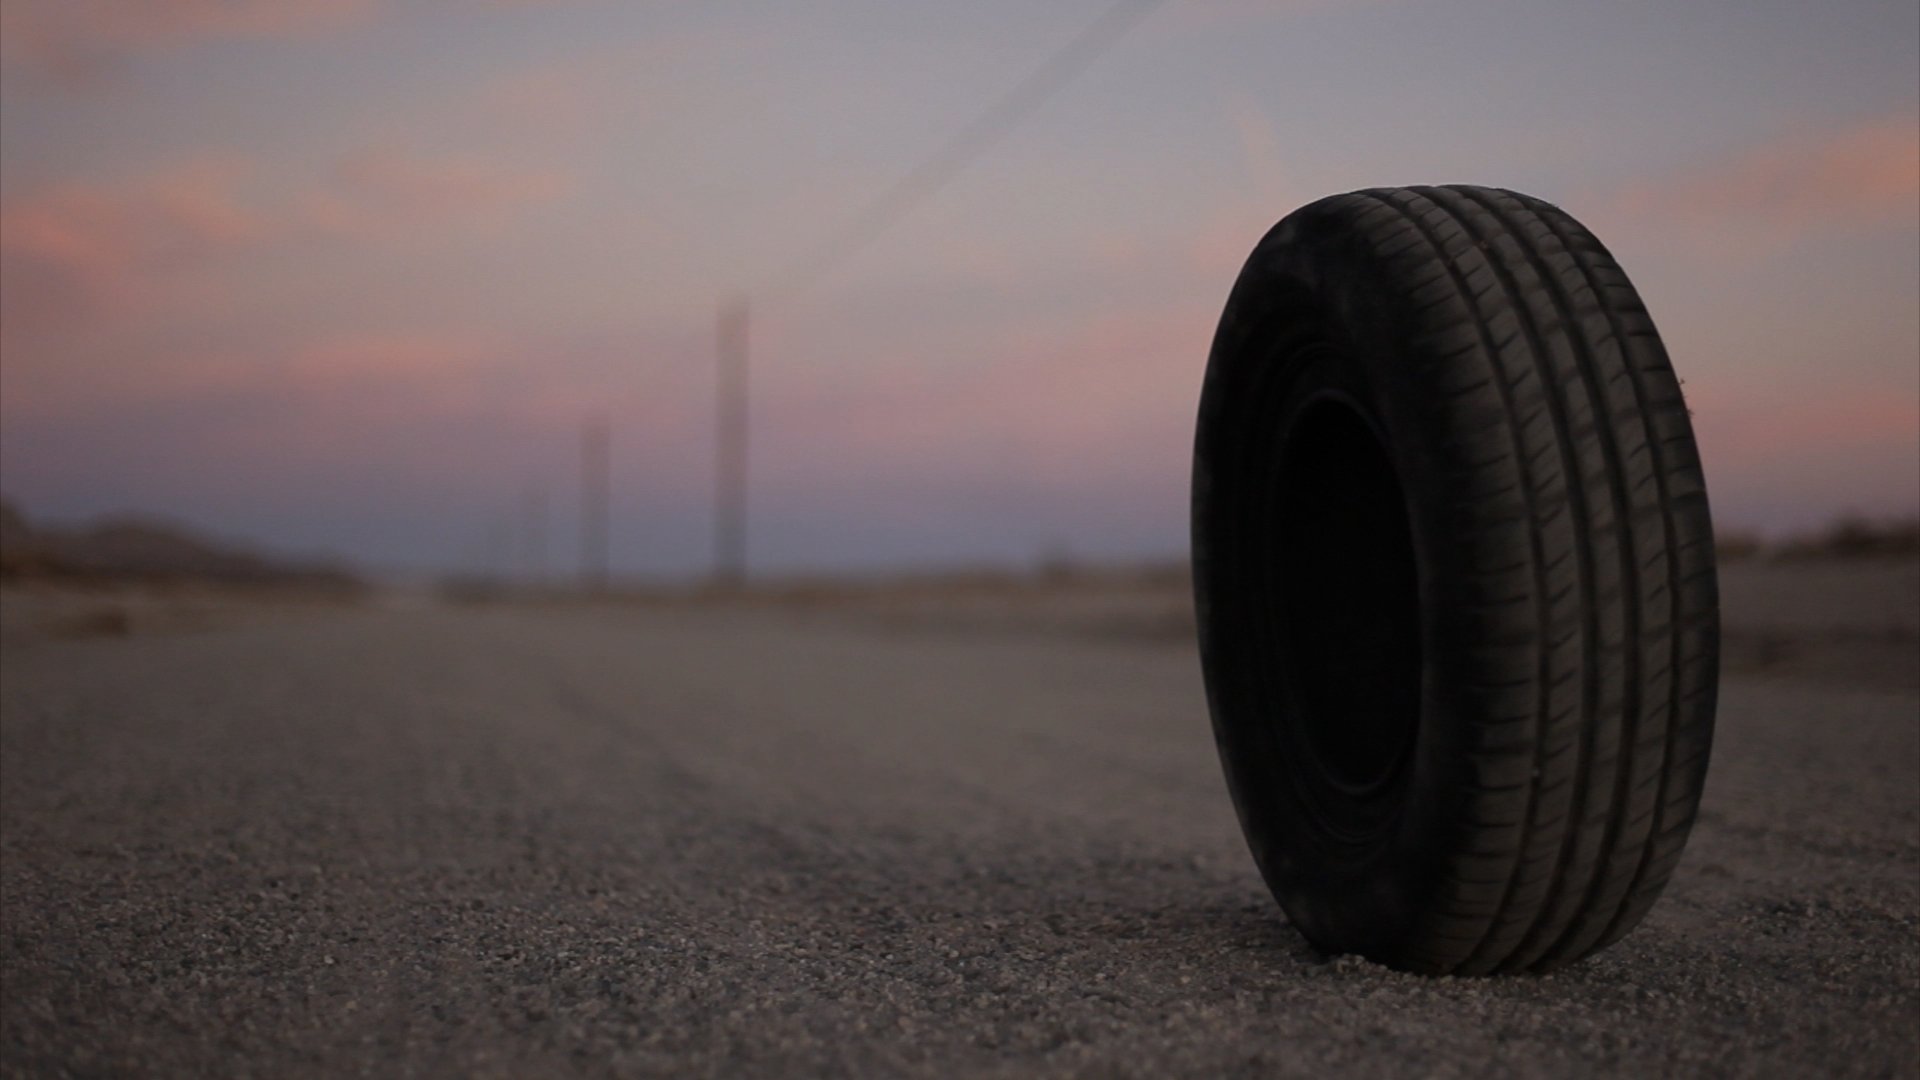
[1,0,1916,581]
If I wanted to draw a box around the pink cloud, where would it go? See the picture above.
[1689,380,1920,533]
[1,150,567,338]
[0,0,376,81]
[758,297,1214,507]
[2,321,700,495]
[301,150,570,237]
[0,158,260,337]
[1693,379,1919,462]
[1602,115,1920,250]
[480,65,605,139]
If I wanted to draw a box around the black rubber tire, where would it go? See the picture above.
[1191,185,1719,975]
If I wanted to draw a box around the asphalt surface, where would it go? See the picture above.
[2,592,1916,1077]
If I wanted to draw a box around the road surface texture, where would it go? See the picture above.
[3,561,1916,1077]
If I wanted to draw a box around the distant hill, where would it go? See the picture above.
[0,499,360,590]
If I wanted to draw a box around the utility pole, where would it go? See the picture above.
[581,418,609,593]
[715,296,749,585]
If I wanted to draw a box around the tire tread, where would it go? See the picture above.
[1342,185,1715,973]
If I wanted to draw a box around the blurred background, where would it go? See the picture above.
[2,0,1916,586]
[3,9,1918,1072]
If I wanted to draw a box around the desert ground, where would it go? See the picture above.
[1,559,1915,1077]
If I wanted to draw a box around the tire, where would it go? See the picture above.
[1191,185,1719,974]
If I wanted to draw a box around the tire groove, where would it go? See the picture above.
[1357,190,1555,967]
[1456,187,1648,967]
[1520,197,1702,953]
[1395,187,1590,972]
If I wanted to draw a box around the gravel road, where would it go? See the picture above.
[2,580,1916,1077]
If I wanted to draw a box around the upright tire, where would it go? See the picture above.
[1192,185,1718,974]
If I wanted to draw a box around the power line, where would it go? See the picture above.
[766,0,1166,294]
[713,2,1162,584]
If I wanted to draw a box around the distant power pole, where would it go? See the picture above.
[581,419,609,592]
[715,296,750,585]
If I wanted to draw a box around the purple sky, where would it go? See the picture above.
[2,0,1916,579]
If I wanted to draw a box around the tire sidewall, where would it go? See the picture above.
[1195,199,1481,963]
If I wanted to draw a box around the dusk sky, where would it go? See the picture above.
[2,0,1915,579]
